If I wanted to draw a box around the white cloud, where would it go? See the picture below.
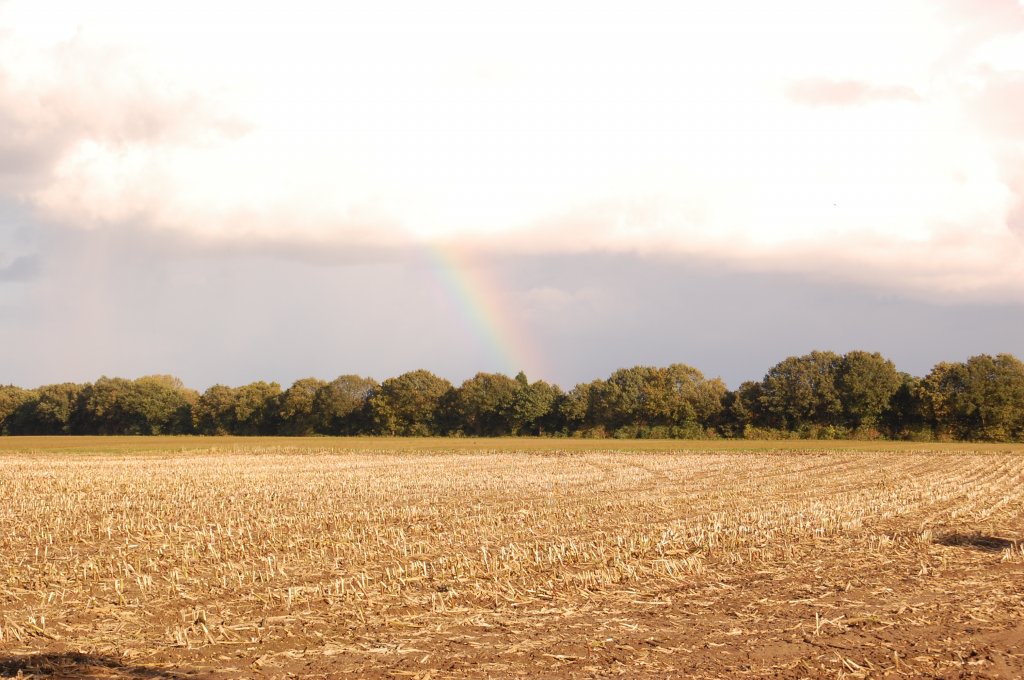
[1,0,1023,298]
[787,79,921,106]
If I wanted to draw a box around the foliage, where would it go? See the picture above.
[7,383,86,435]
[920,354,1024,441]
[0,385,35,434]
[193,385,238,435]
[509,377,562,435]
[449,372,521,436]
[78,376,197,435]
[759,351,843,430]
[234,382,283,435]
[370,370,453,436]
[277,378,328,436]
[2,351,1023,441]
[314,375,378,435]
[836,351,901,430]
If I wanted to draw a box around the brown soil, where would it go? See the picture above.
[1,444,1023,678]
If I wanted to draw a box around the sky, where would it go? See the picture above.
[0,0,1022,391]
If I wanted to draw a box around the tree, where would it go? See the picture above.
[595,366,663,431]
[277,378,327,436]
[661,364,727,432]
[78,376,196,435]
[7,383,85,435]
[586,365,725,436]
[233,382,282,435]
[918,361,964,440]
[130,375,198,434]
[882,373,927,439]
[314,375,377,435]
[721,381,763,437]
[78,377,134,434]
[193,385,238,435]
[759,351,843,431]
[449,373,521,436]
[508,378,561,435]
[921,354,1024,441]
[0,385,33,434]
[836,351,901,432]
[560,380,602,435]
[370,370,453,436]
[962,354,1024,441]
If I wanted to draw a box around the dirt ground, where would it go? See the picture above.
[1,441,1023,678]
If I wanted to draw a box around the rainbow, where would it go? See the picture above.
[423,242,544,381]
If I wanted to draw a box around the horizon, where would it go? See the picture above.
[3,345,1021,393]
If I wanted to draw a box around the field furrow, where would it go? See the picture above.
[1,441,1023,678]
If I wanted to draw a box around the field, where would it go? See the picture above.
[2,438,1024,678]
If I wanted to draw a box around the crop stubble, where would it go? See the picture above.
[1,442,1023,678]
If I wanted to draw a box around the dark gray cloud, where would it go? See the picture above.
[0,198,41,282]
[0,254,38,281]
[1,224,1021,391]
[497,252,1024,388]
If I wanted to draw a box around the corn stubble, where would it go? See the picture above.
[1,445,1023,678]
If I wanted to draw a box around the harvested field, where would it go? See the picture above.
[1,439,1024,678]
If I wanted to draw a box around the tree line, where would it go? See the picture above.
[1,351,1022,441]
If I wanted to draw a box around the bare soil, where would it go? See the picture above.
[1,441,1023,678]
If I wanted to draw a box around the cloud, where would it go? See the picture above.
[970,72,1024,138]
[1004,160,1024,240]
[4,233,1021,390]
[933,0,1024,69]
[0,254,38,282]
[0,0,1023,302]
[786,79,921,107]
[965,72,1024,244]
[0,16,248,199]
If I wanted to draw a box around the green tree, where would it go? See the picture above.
[587,365,725,436]
[882,373,927,439]
[7,383,86,434]
[595,366,662,432]
[78,377,133,434]
[314,375,378,434]
[233,382,282,435]
[78,375,196,435]
[0,385,33,434]
[918,361,963,440]
[278,378,328,436]
[661,363,727,432]
[130,375,197,434]
[559,380,602,435]
[508,377,562,435]
[963,354,1024,441]
[449,372,521,436]
[759,351,843,432]
[370,370,453,436]
[721,381,766,437]
[836,351,901,432]
[921,354,1024,441]
[193,385,238,435]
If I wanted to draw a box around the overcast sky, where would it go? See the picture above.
[1,0,1022,390]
